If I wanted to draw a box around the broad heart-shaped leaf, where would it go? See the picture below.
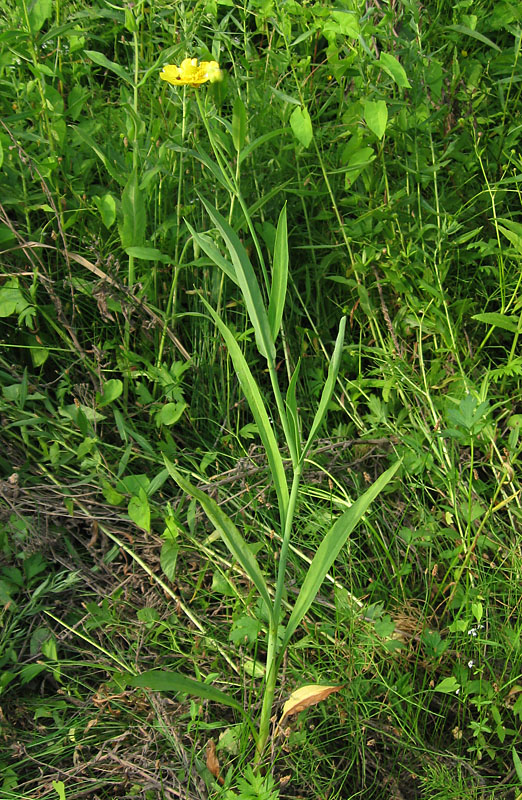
[164,458,274,623]
[302,317,346,460]
[280,684,343,722]
[268,205,288,345]
[279,460,401,653]
[128,670,256,736]
[199,299,289,524]
[199,196,275,363]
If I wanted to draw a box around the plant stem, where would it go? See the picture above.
[255,463,302,765]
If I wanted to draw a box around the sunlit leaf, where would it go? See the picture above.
[281,684,343,721]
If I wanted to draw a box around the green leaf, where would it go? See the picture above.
[498,219,522,254]
[379,52,411,88]
[199,300,289,522]
[280,460,401,652]
[363,99,388,139]
[185,221,238,285]
[446,24,501,52]
[0,280,29,317]
[27,0,52,33]
[72,126,125,185]
[434,676,460,693]
[164,459,275,623]
[232,96,247,152]
[160,538,178,581]
[85,49,132,83]
[238,128,288,166]
[268,204,288,344]
[93,192,116,228]
[156,401,187,426]
[285,359,302,465]
[472,312,520,333]
[128,670,255,730]
[51,780,66,800]
[290,105,313,147]
[125,246,171,263]
[513,748,522,784]
[128,488,150,533]
[229,615,262,645]
[119,170,146,248]
[96,378,123,407]
[199,197,275,363]
[302,317,346,458]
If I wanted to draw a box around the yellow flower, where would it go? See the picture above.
[160,58,223,88]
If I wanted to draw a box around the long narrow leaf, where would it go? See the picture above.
[164,458,274,622]
[285,359,302,464]
[128,670,257,737]
[200,196,275,363]
[268,205,288,343]
[280,460,401,652]
[302,317,346,459]
[185,220,238,285]
[200,299,289,524]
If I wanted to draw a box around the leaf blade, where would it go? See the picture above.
[164,458,274,622]
[200,197,275,363]
[268,204,288,344]
[280,461,401,651]
[200,300,289,522]
[302,317,346,459]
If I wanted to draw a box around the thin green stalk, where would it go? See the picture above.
[256,463,302,763]
[156,88,189,370]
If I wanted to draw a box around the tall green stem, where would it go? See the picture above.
[255,463,302,764]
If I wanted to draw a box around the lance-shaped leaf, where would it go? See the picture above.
[185,220,238,285]
[268,205,288,344]
[200,196,275,363]
[280,684,343,723]
[279,460,401,653]
[302,317,346,460]
[129,670,257,738]
[285,359,301,466]
[200,298,289,524]
[164,458,274,623]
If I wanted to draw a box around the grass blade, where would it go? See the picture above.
[200,196,276,363]
[268,204,288,344]
[164,458,274,623]
[302,317,346,459]
[279,460,401,652]
[200,298,289,523]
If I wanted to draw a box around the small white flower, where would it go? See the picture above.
[456,688,460,695]
[477,623,485,630]
[467,628,478,637]
[468,660,474,668]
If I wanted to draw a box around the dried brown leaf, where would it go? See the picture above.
[206,738,224,785]
[280,683,343,722]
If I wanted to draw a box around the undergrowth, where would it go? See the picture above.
[1,0,522,798]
